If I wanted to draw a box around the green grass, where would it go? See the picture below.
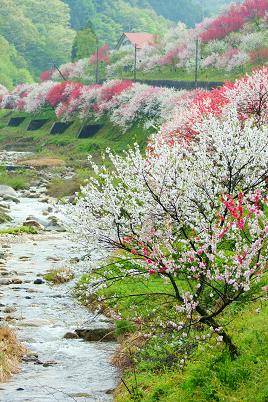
[114,303,268,402]
[76,262,268,402]
[0,111,152,163]
[0,167,36,190]
[0,207,11,224]
[120,65,255,83]
[0,226,38,235]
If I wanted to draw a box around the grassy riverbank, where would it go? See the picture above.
[0,327,25,382]
[0,109,152,198]
[77,263,268,402]
[0,110,152,162]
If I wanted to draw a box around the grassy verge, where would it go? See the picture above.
[120,64,255,83]
[76,262,268,402]
[0,226,38,235]
[0,327,25,382]
[0,167,37,190]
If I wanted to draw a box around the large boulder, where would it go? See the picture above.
[75,328,116,342]
[0,185,19,203]
[23,220,44,231]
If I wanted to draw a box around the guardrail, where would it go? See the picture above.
[135,80,224,90]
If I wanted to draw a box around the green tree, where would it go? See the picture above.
[0,0,74,77]
[0,35,33,88]
[72,22,97,61]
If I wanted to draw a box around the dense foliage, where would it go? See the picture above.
[65,0,236,30]
[64,0,169,45]
[0,0,75,81]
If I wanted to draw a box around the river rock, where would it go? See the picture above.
[42,360,58,367]
[0,202,10,210]
[23,220,44,230]
[23,354,41,364]
[0,185,19,203]
[0,277,23,286]
[63,332,79,339]
[3,306,17,314]
[34,278,45,285]
[75,328,116,342]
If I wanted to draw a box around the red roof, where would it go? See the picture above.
[124,32,156,49]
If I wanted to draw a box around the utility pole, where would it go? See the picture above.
[134,44,137,81]
[201,0,204,21]
[194,39,199,88]
[51,61,66,81]
[95,38,99,84]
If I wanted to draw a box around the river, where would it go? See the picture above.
[0,154,118,401]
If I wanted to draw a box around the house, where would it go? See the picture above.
[116,32,157,50]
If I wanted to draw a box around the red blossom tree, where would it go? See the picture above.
[46,82,73,108]
[40,69,54,82]
[200,0,268,42]
[89,44,110,65]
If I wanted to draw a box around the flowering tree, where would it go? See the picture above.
[200,0,268,43]
[66,109,268,359]
[89,44,110,65]
[1,84,37,110]
[0,84,8,103]
[24,81,55,113]
[40,69,55,82]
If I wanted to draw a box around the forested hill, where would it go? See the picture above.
[65,0,236,31]
[0,0,75,87]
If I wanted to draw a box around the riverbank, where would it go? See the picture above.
[0,327,25,382]
[0,109,151,162]
[76,262,268,402]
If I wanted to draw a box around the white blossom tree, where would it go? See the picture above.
[66,109,268,359]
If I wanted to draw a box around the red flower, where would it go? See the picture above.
[89,44,110,65]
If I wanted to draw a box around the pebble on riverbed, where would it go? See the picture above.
[33,278,45,285]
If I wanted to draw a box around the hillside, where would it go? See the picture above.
[0,0,75,85]
[46,0,267,85]
[0,0,238,87]
[65,0,236,30]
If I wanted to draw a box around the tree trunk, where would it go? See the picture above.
[197,307,239,359]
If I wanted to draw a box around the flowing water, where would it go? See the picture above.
[0,154,118,401]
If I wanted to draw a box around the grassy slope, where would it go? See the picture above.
[0,110,152,163]
[77,266,268,402]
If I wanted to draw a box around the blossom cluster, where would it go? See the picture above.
[65,91,268,353]
[0,84,8,103]
[199,0,268,43]
[161,66,268,141]
[1,68,267,137]
[106,0,267,77]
